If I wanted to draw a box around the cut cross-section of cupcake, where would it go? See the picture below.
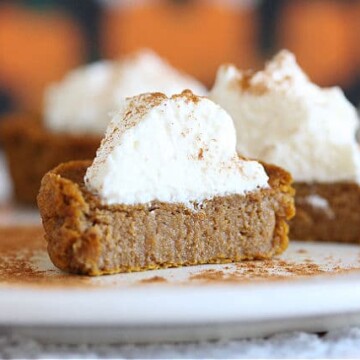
[38,91,295,275]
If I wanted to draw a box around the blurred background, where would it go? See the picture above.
[0,0,359,116]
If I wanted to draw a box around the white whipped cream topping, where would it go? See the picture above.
[210,50,360,183]
[84,91,269,206]
[44,50,207,135]
[303,195,329,210]
[297,195,335,219]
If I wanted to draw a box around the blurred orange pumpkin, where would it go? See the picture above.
[0,4,85,112]
[277,0,356,87]
[101,0,260,86]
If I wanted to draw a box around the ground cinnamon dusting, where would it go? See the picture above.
[139,276,167,284]
[1,227,360,287]
[122,92,166,130]
[188,258,357,283]
[172,89,201,104]
[0,226,92,288]
[235,70,269,95]
[198,148,204,160]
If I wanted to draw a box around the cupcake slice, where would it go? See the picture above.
[37,91,294,275]
[0,49,206,205]
[210,50,360,243]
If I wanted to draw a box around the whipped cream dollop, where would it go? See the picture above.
[44,50,207,135]
[210,50,360,183]
[84,91,269,206]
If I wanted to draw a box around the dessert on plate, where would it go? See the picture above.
[37,91,295,275]
[0,49,206,205]
[210,50,360,243]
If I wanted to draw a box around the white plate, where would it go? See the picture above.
[1,148,360,345]
[1,218,360,344]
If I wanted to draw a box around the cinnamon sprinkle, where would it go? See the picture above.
[0,226,92,288]
[172,89,201,104]
[198,148,204,160]
[188,258,359,284]
[1,227,360,288]
[139,276,167,284]
[238,70,269,95]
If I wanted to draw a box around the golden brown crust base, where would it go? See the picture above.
[38,160,295,275]
[0,115,100,205]
[290,182,360,243]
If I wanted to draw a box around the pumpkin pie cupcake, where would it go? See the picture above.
[210,50,360,243]
[0,50,206,204]
[38,91,294,275]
